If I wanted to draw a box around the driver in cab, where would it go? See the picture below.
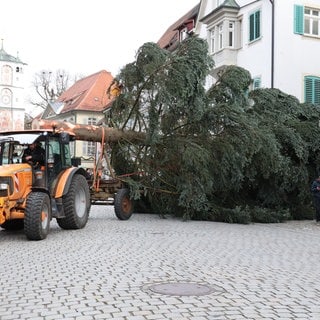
[22,142,45,167]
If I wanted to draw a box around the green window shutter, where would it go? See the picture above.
[294,5,304,34]
[249,10,261,41]
[305,76,320,104]
[255,11,261,38]
[315,79,320,104]
[253,77,261,89]
[249,13,255,41]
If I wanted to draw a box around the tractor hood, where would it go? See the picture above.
[0,163,32,175]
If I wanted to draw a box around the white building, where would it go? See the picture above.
[194,0,320,104]
[0,41,27,130]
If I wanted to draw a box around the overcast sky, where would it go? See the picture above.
[1,0,199,84]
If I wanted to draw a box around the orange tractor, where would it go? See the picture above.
[0,129,133,240]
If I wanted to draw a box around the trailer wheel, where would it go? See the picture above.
[57,174,90,229]
[114,188,133,220]
[24,192,51,240]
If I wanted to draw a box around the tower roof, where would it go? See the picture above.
[0,40,25,64]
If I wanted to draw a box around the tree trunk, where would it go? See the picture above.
[32,119,145,143]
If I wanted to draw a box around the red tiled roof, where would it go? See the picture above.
[58,70,114,113]
[157,3,200,50]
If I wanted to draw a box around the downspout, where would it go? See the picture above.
[269,0,275,88]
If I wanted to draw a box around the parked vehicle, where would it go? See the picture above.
[0,129,133,240]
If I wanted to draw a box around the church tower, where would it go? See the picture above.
[0,40,27,130]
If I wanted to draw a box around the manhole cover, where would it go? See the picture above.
[148,282,215,296]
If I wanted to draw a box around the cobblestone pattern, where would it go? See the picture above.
[1,206,320,319]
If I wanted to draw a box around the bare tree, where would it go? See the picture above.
[29,69,83,110]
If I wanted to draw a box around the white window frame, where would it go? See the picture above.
[228,21,235,47]
[218,23,223,50]
[84,117,97,156]
[210,28,216,53]
[304,7,320,36]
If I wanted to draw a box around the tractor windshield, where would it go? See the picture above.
[0,133,46,165]
[0,133,42,145]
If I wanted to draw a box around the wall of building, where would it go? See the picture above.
[195,0,320,103]
[274,0,320,100]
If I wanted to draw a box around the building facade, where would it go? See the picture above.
[196,0,320,103]
[0,41,27,130]
[159,0,320,104]
[41,70,115,169]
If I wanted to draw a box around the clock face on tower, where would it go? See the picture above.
[1,89,12,105]
[2,95,10,105]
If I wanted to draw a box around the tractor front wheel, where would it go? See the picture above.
[24,192,51,240]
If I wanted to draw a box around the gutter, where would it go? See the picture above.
[269,0,275,88]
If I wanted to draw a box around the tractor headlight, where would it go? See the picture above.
[0,177,13,196]
[0,183,9,197]
[0,183,9,191]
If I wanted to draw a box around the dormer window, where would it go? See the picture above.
[180,27,188,42]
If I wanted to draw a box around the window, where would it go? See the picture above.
[209,19,239,52]
[305,7,320,36]
[253,77,261,89]
[305,76,320,104]
[249,10,261,42]
[228,21,235,47]
[84,117,97,156]
[180,28,188,42]
[218,24,223,49]
[210,29,216,53]
[87,117,97,126]
[294,5,320,37]
[86,141,96,157]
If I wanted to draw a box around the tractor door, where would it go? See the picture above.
[47,133,73,193]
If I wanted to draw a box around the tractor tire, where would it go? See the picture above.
[57,174,90,229]
[24,192,51,240]
[114,188,133,220]
[0,219,24,230]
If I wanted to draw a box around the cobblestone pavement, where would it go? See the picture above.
[1,206,320,320]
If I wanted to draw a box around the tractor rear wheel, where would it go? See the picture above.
[114,188,133,220]
[24,192,51,240]
[57,174,90,229]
